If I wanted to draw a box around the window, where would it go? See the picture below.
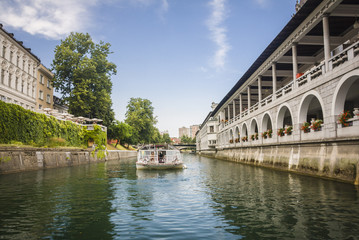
[47,79,51,88]
[28,64,30,73]
[8,73,12,87]
[40,74,44,84]
[23,60,25,70]
[209,126,214,133]
[16,56,19,67]
[39,104,42,109]
[27,83,30,95]
[15,77,18,90]
[39,90,43,100]
[21,81,24,93]
[46,94,51,103]
[10,51,13,63]
[1,69,4,84]
[2,46,6,58]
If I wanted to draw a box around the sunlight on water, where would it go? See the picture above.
[1,154,359,239]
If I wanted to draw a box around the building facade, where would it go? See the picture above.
[189,125,199,139]
[36,64,54,110]
[0,24,40,110]
[178,127,190,138]
[196,0,359,184]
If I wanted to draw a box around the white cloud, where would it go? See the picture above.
[255,0,268,8]
[0,0,98,40]
[158,0,169,21]
[206,0,230,70]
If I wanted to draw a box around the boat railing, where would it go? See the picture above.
[137,150,181,165]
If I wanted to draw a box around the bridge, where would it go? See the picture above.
[196,0,359,185]
[173,144,196,151]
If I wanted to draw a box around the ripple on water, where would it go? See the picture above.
[0,155,359,239]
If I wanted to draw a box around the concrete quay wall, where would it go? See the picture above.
[198,140,359,185]
[0,147,137,174]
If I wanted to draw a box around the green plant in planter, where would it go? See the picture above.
[285,126,293,135]
[338,111,352,127]
[267,129,272,138]
[311,119,323,131]
[277,128,285,137]
[301,122,310,133]
[262,131,268,139]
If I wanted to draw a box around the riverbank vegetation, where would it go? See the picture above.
[0,101,105,150]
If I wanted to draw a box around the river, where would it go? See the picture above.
[0,153,359,239]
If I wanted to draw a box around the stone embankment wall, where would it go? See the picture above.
[198,140,359,185]
[0,147,137,174]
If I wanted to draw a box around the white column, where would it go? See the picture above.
[292,43,298,80]
[258,76,262,104]
[272,63,277,100]
[233,99,236,118]
[227,106,230,120]
[247,86,251,109]
[239,93,242,117]
[323,15,331,72]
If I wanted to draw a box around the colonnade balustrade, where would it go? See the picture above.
[216,39,359,148]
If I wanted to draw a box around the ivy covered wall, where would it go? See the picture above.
[0,101,106,148]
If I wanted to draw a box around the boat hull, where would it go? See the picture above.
[136,163,185,170]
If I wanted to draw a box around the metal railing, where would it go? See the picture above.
[137,150,181,165]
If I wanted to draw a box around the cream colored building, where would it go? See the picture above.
[0,24,40,110]
[36,64,54,110]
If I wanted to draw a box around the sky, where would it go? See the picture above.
[0,0,295,137]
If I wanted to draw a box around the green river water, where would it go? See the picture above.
[0,153,359,239]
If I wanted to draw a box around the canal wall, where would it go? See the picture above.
[0,147,137,174]
[198,140,359,185]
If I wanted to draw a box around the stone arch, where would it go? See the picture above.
[241,123,248,138]
[332,69,359,117]
[234,125,240,140]
[229,128,234,143]
[261,112,273,132]
[298,90,325,124]
[276,103,293,129]
[250,118,259,136]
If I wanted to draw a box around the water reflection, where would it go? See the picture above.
[0,154,359,239]
[199,155,359,239]
[0,164,115,239]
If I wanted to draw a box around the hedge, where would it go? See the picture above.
[0,101,105,148]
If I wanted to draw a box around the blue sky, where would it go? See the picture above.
[0,0,294,137]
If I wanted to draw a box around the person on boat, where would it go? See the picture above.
[150,152,155,162]
[159,151,164,163]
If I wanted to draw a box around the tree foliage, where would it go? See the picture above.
[180,135,196,144]
[161,133,172,144]
[51,32,117,126]
[108,121,134,147]
[124,98,158,144]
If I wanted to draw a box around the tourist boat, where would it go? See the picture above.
[136,144,185,170]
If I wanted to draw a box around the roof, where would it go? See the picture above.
[210,0,322,117]
[0,23,41,63]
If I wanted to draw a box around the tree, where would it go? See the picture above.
[125,98,157,144]
[162,133,172,144]
[181,135,195,144]
[51,32,117,126]
[108,121,133,148]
